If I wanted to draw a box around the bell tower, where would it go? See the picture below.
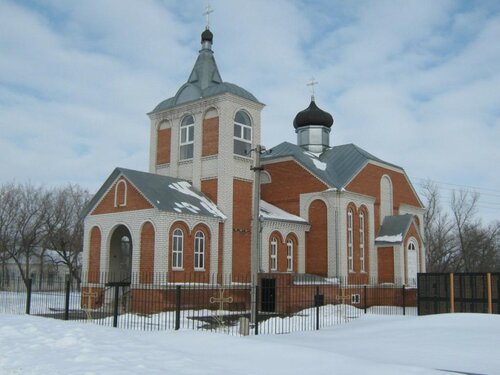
[147,12,264,278]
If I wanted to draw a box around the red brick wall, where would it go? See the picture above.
[88,226,101,283]
[378,246,394,283]
[232,179,253,277]
[306,200,328,276]
[168,222,211,283]
[201,178,218,204]
[92,178,153,215]
[202,117,219,157]
[156,128,171,165]
[261,160,327,216]
[346,164,422,231]
[140,222,155,284]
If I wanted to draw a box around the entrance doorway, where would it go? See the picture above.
[109,225,132,283]
[261,278,276,313]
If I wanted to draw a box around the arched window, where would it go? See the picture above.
[180,115,194,160]
[407,240,418,286]
[120,235,131,253]
[286,239,293,272]
[114,180,127,207]
[347,209,354,272]
[234,110,252,156]
[380,175,393,222]
[359,212,365,272]
[172,229,184,269]
[270,237,278,271]
[194,231,205,270]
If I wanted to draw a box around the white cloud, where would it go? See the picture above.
[0,0,498,222]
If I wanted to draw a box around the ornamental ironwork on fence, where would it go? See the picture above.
[0,272,417,335]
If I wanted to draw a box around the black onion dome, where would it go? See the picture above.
[201,28,213,43]
[293,99,334,129]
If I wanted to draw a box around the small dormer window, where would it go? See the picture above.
[234,110,252,156]
[180,115,194,160]
[114,180,127,207]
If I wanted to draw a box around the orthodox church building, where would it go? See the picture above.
[82,25,425,288]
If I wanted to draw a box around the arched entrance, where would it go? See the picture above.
[109,225,133,282]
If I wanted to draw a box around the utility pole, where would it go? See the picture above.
[250,144,265,324]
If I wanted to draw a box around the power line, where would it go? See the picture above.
[411,176,500,195]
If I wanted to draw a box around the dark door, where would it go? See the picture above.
[261,278,276,313]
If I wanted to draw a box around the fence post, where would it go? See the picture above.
[175,285,181,330]
[364,285,367,314]
[402,284,406,316]
[25,278,32,315]
[64,279,71,321]
[449,273,455,313]
[315,287,320,330]
[113,285,120,328]
[254,285,259,336]
[487,273,492,314]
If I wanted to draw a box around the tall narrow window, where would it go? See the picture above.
[286,239,293,272]
[407,240,418,286]
[270,237,278,271]
[234,110,252,156]
[172,229,183,269]
[114,180,127,207]
[347,209,354,272]
[194,231,205,270]
[180,115,194,160]
[359,212,365,272]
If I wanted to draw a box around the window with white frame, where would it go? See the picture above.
[180,115,194,160]
[407,240,418,286]
[172,229,183,269]
[233,110,252,156]
[286,239,293,272]
[270,237,278,271]
[194,231,205,270]
[347,209,354,272]
[359,211,365,272]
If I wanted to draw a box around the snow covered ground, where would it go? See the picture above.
[0,313,498,374]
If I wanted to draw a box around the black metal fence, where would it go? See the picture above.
[417,272,500,315]
[1,272,416,335]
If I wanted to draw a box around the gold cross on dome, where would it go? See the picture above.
[307,77,318,100]
[203,3,214,29]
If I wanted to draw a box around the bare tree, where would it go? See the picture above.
[43,184,91,286]
[0,183,19,278]
[422,181,457,272]
[5,184,50,287]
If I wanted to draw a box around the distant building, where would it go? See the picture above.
[81,25,425,288]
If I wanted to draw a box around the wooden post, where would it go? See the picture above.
[449,273,455,313]
[487,273,493,314]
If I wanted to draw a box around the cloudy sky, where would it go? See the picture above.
[1,0,499,222]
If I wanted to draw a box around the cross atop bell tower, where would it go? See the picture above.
[203,3,214,29]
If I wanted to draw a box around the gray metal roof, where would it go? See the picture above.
[150,37,260,114]
[375,214,414,245]
[82,167,226,220]
[262,142,402,189]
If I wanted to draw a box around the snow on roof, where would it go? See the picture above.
[168,181,227,219]
[259,200,307,223]
[303,150,327,171]
[375,234,403,243]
